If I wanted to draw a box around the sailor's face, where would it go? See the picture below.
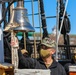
[74,54,76,60]
[73,53,76,63]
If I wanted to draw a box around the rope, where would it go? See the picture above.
[58,0,68,41]
[56,0,68,61]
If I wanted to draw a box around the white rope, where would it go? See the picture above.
[56,0,60,61]
[11,32,19,69]
[58,0,68,41]
[10,4,19,69]
[56,0,68,61]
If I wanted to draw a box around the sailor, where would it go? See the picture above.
[64,48,76,75]
[18,37,66,75]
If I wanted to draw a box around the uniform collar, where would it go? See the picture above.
[49,59,57,68]
[38,58,57,68]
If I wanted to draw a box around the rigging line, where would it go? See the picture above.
[24,0,38,2]
[58,0,68,41]
[0,0,16,25]
[55,0,68,61]
[55,0,59,62]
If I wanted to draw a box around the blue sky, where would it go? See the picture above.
[67,0,76,34]
[24,0,76,35]
[24,0,56,34]
[0,0,76,35]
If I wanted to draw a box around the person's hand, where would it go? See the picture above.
[21,49,28,54]
[10,36,19,48]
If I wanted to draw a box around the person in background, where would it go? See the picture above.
[18,37,66,75]
[64,49,76,75]
[72,49,76,64]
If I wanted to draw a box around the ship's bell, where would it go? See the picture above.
[13,7,35,32]
[4,1,35,32]
[4,7,19,32]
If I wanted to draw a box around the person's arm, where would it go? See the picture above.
[60,64,67,75]
[18,49,36,69]
[57,63,67,75]
[62,66,67,75]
